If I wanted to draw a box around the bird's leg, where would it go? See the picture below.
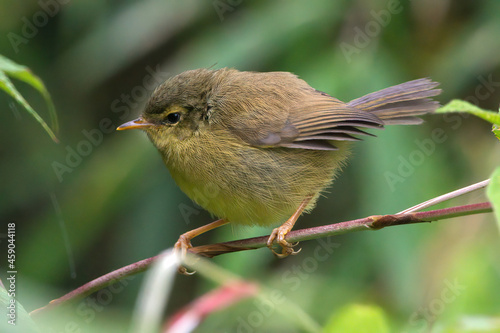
[267,196,313,258]
[175,218,229,274]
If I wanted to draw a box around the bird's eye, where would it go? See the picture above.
[165,112,181,124]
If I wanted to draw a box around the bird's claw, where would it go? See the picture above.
[267,227,301,258]
[177,266,196,275]
[174,237,196,275]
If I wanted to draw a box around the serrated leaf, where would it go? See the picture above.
[322,304,389,333]
[0,55,58,142]
[0,284,40,332]
[486,167,500,230]
[436,99,500,126]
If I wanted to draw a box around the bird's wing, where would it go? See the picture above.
[227,91,384,151]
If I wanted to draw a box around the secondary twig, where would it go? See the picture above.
[398,179,490,214]
[30,201,492,318]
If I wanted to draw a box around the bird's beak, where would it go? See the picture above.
[116,118,154,131]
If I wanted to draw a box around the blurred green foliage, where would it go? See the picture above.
[1,0,500,332]
[0,55,57,142]
[323,304,389,333]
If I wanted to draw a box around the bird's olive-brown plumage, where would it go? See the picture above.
[124,68,440,228]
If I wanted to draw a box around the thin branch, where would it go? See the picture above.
[398,179,491,214]
[30,256,160,318]
[189,202,492,257]
[30,201,492,318]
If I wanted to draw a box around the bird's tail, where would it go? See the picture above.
[348,78,441,125]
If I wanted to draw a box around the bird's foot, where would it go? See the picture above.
[172,219,229,275]
[267,226,301,258]
[174,235,196,275]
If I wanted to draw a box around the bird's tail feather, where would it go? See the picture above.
[348,78,441,125]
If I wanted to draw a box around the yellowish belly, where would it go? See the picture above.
[165,138,349,226]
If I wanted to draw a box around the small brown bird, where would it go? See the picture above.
[118,68,440,266]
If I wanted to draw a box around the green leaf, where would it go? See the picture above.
[487,167,500,229]
[0,283,40,332]
[322,304,389,333]
[435,99,500,126]
[493,124,500,141]
[0,55,58,142]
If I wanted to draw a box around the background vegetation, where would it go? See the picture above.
[1,0,499,331]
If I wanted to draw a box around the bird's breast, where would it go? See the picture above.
[163,129,348,226]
